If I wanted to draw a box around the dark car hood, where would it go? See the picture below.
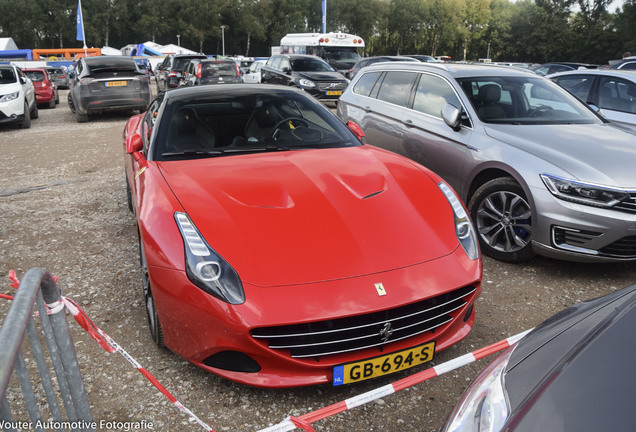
[294,71,347,82]
[503,284,636,431]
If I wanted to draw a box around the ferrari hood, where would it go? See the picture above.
[484,123,636,187]
[159,146,459,286]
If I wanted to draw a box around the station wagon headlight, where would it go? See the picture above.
[0,91,19,103]
[297,78,316,88]
[438,182,479,260]
[541,174,629,209]
[441,345,514,432]
[175,212,245,304]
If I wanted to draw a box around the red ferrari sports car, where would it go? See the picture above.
[123,84,482,387]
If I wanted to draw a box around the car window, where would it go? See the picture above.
[270,57,282,70]
[202,62,238,77]
[25,71,46,82]
[353,71,382,97]
[376,71,417,107]
[458,76,601,124]
[0,67,16,84]
[549,65,573,74]
[617,62,636,70]
[290,57,332,72]
[152,91,360,160]
[412,73,461,118]
[143,98,163,152]
[279,58,290,71]
[553,75,593,101]
[597,76,636,114]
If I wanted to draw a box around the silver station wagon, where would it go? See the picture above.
[337,62,636,263]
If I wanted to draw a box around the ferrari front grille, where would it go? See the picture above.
[251,285,477,358]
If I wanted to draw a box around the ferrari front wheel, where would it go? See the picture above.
[139,240,164,347]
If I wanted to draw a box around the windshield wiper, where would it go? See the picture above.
[161,150,223,157]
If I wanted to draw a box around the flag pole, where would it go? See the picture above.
[77,0,88,55]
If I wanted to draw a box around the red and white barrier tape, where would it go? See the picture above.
[6,271,215,432]
[257,329,533,432]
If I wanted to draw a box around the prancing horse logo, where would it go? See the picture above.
[379,322,394,342]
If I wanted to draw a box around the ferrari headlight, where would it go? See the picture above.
[0,91,19,103]
[175,212,245,305]
[441,345,515,432]
[297,78,316,88]
[541,174,629,209]
[438,182,479,260]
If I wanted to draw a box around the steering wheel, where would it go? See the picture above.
[528,105,553,117]
[271,117,310,138]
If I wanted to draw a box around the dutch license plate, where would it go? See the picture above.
[326,90,342,96]
[106,81,127,87]
[332,341,435,386]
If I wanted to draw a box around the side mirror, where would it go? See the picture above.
[125,132,143,154]
[441,103,462,131]
[347,121,366,142]
[282,66,291,74]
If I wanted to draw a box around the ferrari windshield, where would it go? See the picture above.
[152,88,360,160]
[457,76,603,125]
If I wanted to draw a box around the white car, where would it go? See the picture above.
[0,64,38,128]
[548,69,636,133]
[243,59,267,84]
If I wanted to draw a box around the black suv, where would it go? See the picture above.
[261,54,348,102]
[155,54,207,92]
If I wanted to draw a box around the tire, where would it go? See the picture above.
[468,177,535,263]
[75,110,88,123]
[126,178,133,212]
[30,102,38,119]
[67,94,76,113]
[48,97,56,108]
[139,240,164,347]
[19,101,31,129]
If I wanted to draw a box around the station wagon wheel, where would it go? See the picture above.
[19,102,31,129]
[468,177,535,263]
[139,240,164,347]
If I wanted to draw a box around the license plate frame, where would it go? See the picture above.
[332,341,435,386]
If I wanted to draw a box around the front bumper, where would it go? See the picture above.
[531,186,636,262]
[148,246,481,387]
[0,95,26,124]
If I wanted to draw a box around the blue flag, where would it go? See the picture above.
[322,0,326,33]
[76,0,85,41]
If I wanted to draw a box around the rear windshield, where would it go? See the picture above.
[201,62,238,77]
[0,67,17,84]
[85,57,137,72]
[48,68,65,75]
[25,71,46,82]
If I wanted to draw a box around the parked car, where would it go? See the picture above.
[67,55,151,123]
[404,54,440,63]
[441,283,636,432]
[531,62,598,76]
[548,68,636,133]
[236,57,254,74]
[243,59,267,84]
[347,56,419,79]
[182,59,242,86]
[122,84,482,387]
[23,67,58,108]
[154,53,207,92]
[337,62,636,264]
[607,56,636,70]
[0,63,38,128]
[45,66,69,89]
[261,54,349,102]
[136,61,152,78]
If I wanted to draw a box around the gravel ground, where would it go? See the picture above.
[1,90,635,432]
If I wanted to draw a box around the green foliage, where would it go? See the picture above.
[0,0,633,64]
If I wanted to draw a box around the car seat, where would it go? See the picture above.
[244,104,282,141]
[477,84,506,119]
[168,107,216,151]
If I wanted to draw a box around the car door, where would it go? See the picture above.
[16,67,35,108]
[355,70,419,155]
[261,56,282,84]
[396,72,473,190]
[595,75,636,132]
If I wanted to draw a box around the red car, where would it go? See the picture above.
[23,68,58,108]
[123,84,482,387]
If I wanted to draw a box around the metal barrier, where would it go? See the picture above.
[0,268,95,432]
